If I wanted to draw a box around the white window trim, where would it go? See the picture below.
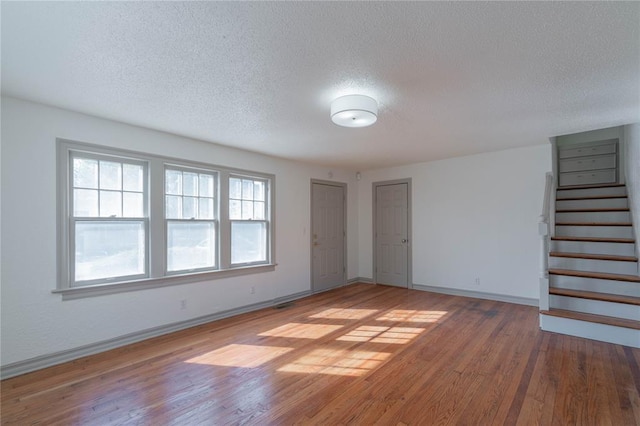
[55,139,276,300]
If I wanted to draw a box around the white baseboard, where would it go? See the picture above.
[412,283,538,307]
[0,290,312,380]
[347,277,374,284]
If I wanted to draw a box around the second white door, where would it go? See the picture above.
[374,181,409,288]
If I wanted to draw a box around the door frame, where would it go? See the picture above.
[310,179,347,293]
[372,178,412,288]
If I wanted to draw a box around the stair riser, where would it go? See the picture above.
[540,314,640,348]
[550,274,640,297]
[556,186,627,199]
[550,240,636,256]
[549,295,640,321]
[555,211,630,223]
[556,198,628,210]
[555,225,634,239]
[549,257,638,275]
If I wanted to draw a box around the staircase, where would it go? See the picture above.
[539,183,640,348]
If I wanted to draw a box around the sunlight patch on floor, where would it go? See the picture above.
[185,344,293,368]
[309,308,379,320]
[376,309,447,323]
[277,349,390,377]
[258,323,343,339]
[337,326,425,344]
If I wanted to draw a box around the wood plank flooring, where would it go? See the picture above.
[2,283,639,425]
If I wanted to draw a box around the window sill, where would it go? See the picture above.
[53,264,277,301]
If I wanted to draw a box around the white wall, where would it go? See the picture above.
[624,123,640,264]
[0,96,359,366]
[357,144,551,300]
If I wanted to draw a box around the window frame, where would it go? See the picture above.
[56,139,276,300]
[164,164,219,275]
[69,151,150,286]
[228,175,271,267]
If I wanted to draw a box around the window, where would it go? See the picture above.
[165,167,217,273]
[229,176,268,265]
[57,140,275,299]
[71,154,148,284]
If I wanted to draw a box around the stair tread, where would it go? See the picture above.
[557,195,628,201]
[549,268,640,283]
[540,309,640,330]
[549,252,638,262]
[549,287,640,305]
[556,208,630,212]
[557,183,626,190]
[551,236,635,244]
[556,222,632,226]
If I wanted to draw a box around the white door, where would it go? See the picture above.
[375,182,409,288]
[311,182,346,292]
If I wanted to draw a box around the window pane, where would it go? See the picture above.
[166,169,182,195]
[230,177,242,199]
[100,161,122,190]
[75,221,145,282]
[183,172,198,196]
[100,190,122,217]
[242,179,254,200]
[253,201,265,220]
[166,195,182,219]
[242,201,253,220]
[183,196,197,219]
[200,174,214,197]
[231,221,267,264]
[123,164,144,192]
[199,198,214,220]
[123,192,144,217]
[73,158,98,189]
[167,221,216,272]
[254,181,265,201]
[230,200,241,220]
[74,189,98,217]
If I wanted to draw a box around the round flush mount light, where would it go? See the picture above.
[331,94,378,128]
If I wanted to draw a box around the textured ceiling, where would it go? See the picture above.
[2,2,639,169]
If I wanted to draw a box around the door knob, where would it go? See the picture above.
[401,239,408,243]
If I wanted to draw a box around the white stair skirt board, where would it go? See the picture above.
[549,256,638,275]
[550,240,636,256]
[555,225,634,239]
[540,313,640,348]
[549,295,640,321]
[550,274,640,297]
[555,211,631,223]
[556,198,629,210]
[556,186,627,199]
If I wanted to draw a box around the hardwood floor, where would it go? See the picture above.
[2,283,639,425]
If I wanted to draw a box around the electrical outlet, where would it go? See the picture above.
[474,278,480,286]
[180,299,187,310]
[250,286,256,294]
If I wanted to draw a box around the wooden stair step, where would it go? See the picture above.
[557,183,626,190]
[557,195,628,201]
[549,287,640,306]
[549,252,638,262]
[540,309,640,330]
[555,208,630,212]
[555,222,632,227]
[549,268,640,283]
[551,236,635,244]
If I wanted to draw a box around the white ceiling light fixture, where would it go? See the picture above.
[331,94,378,128]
